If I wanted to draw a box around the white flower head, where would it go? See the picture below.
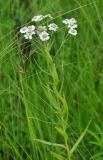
[44,14,53,19]
[63,18,77,27]
[24,32,33,40]
[27,25,36,34]
[48,23,58,31]
[69,18,77,24]
[20,27,28,33]
[37,26,47,35]
[68,24,78,29]
[20,25,35,33]
[63,18,78,36]
[39,31,50,41]
[32,15,44,22]
[68,28,77,36]
[21,25,36,40]
[67,18,77,29]
[28,25,35,31]
[62,19,70,25]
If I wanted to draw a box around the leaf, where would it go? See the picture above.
[33,138,65,149]
[88,130,102,147]
[44,86,60,111]
[55,127,68,141]
[54,87,68,115]
[88,130,100,142]
[90,141,102,147]
[50,152,66,160]
[70,120,91,156]
[90,151,103,159]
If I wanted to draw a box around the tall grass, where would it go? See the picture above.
[0,0,103,159]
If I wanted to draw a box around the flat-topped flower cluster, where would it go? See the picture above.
[20,14,78,41]
[62,18,78,36]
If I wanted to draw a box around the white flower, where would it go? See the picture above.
[26,25,36,35]
[28,25,35,31]
[44,14,53,19]
[62,19,70,25]
[67,23,78,29]
[48,23,58,31]
[20,27,28,33]
[24,32,33,40]
[69,18,77,24]
[67,18,77,29]
[63,18,78,36]
[39,31,50,41]
[24,30,36,40]
[63,18,77,25]
[63,18,77,28]
[24,31,35,40]
[32,15,44,22]
[68,28,77,36]
[20,25,36,40]
[37,26,47,35]
[20,25,35,34]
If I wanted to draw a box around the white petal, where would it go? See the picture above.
[68,24,78,29]
[63,18,77,26]
[20,27,28,33]
[62,19,70,24]
[48,23,58,31]
[28,25,35,31]
[24,32,33,40]
[39,31,50,41]
[70,18,77,23]
[44,14,53,19]
[32,15,44,22]
[68,29,77,36]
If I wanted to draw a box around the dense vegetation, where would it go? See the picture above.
[0,0,103,159]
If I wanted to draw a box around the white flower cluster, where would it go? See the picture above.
[32,14,53,22]
[20,14,78,41]
[20,14,58,41]
[62,18,78,36]
[20,25,36,40]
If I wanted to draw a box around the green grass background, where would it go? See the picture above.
[0,0,103,159]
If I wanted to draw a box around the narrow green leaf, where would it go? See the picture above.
[51,151,66,160]
[70,120,91,156]
[56,127,68,141]
[33,138,65,148]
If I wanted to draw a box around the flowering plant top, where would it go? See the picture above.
[20,14,78,41]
